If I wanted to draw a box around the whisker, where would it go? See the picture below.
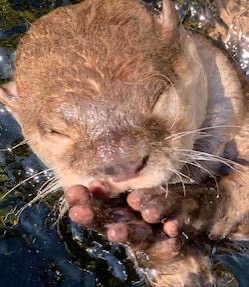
[39,177,60,195]
[0,139,29,152]
[0,168,55,200]
[37,180,59,199]
[178,159,220,198]
[169,166,195,183]
[183,154,236,172]
[51,197,69,228]
[160,183,169,198]
[37,176,57,195]
[168,168,186,196]
[165,124,244,142]
[59,197,69,219]
[15,181,61,219]
[174,148,241,171]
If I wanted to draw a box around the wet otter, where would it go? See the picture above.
[0,0,249,286]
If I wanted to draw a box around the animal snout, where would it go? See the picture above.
[95,155,149,182]
[94,131,150,181]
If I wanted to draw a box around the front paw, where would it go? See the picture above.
[127,184,203,237]
[64,184,159,245]
[64,183,184,258]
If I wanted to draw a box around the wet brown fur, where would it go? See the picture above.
[8,0,244,191]
[13,0,190,188]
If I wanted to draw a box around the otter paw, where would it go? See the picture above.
[65,185,95,226]
[64,184,155,245]
[127,188,182,237]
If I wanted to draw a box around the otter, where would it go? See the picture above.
[0,0,249,286]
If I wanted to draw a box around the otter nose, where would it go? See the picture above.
[96,155,149,182]
[95,131,149,181]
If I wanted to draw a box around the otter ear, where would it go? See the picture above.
[156,0,180,39]
[0,81,20,111]
[0,81,22,122]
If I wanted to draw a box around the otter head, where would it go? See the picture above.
[0,0,208,191]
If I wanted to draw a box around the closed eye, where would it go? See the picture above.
[151,84,169,111]
[49,129,63,135]
[151,93,162,110]
[44,128,70,138]
[37,120,71,138]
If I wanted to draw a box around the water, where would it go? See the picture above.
[0,0,248,286]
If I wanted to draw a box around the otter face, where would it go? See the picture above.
[0,0,208,191]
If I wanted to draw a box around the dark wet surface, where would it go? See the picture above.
[0,0,249,286]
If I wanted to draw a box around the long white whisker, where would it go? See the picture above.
[0,139,28,152]
[58,197,69,219]
[174,148,241,171]
[15,181,61,219]
[39,179,60,196]
[169,166,195,183]
[37,176,57,195]
[165,125,244,142]
[184,154,235,172]
[51,197,69,228]
[0,168,55,200]
[178,159,220,198]
[168,168,186,196]
[37,181,59,200]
